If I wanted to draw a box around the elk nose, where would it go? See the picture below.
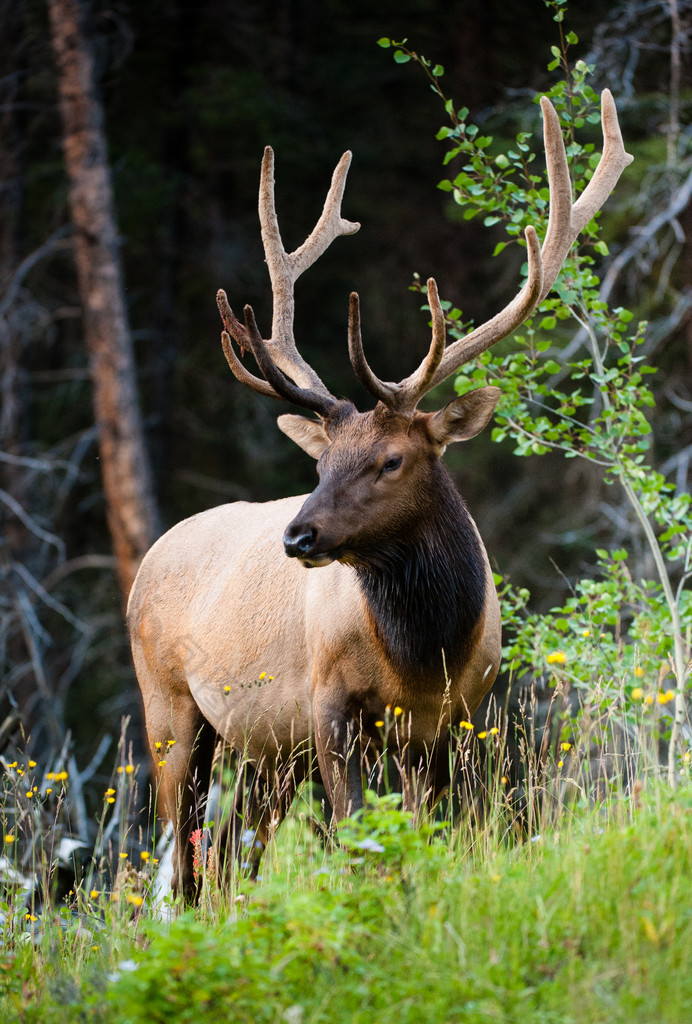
[283,524,317,559]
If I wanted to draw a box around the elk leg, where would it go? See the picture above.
[216,759,296,880]
[312,693,362,822]
[142,689,216,902]
[399,742,452,817]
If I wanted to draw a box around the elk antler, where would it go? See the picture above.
[352,89,633,415]
[218,147,360,407]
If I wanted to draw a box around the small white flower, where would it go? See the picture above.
[355,837,385,853]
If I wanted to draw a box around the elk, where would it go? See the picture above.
[127,91,632,899]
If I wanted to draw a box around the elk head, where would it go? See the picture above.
[217,91,633,567]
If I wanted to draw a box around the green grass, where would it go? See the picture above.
[3,777,692,1024]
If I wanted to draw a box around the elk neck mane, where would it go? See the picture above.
[352,464,486,678]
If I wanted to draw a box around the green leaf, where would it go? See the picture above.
[594,240,610,256]
[432,64,444,77]
[393,50,411,64]
[376,37,391,48]
[566,31,579,44]
[539,316,557,331]
[495,153,510,169]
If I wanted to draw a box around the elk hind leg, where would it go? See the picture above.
[142,687,216,903]
[216,758,296,881]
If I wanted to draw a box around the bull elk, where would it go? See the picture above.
[128,91,631,899]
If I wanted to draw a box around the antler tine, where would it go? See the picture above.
[539,88,633,301]
[418,89,632,396]
[428,225,544,388]
[394,278,447,412]
[217,288,281,398]
[242,304,337,418]
[348,292,399,406]
[259,146,360,395]
[348,279,447,414]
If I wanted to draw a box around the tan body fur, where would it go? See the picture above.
[129,493,500,760]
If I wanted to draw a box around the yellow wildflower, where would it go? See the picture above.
[158,760,166,768]
[25,914,37,922]
[126,894,144,907]
[154,741,162,750]
[631,687,644,700]
[582,629,591,638]
[546,651,566,666]
[259,672,266,681]
[166,739,176,748]
[658,691,675,705]
[394,706,403,716]
[644,694,655,706]
[501,776,508,785]
[119,852,128,860]
[28,760,36,768]
[224,685,231,694]
[105,788,115,796]
[46,788,52,795]
[90,890,99,899]
[477,731,487,739]
[54,771,68,782]
[125,764,135,774]
[489,727,500,735]
[140,851,150,862]
[634,666,644,678]
[560,742,572,752]
[374,720,384,728]
[459,720,473,731]
[4,833,15,844]
[558,760,564,768]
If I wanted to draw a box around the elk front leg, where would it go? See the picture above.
[312,690,362,822]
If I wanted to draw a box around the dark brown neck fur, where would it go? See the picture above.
[353,465,486,678]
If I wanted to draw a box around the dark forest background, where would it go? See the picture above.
[1,0,690,819]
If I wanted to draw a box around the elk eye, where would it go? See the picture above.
[382,456,402,473]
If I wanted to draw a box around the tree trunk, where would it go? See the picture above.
[47,0,160,601]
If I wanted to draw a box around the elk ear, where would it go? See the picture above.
[428,386,501,447]
[277,414,330,459]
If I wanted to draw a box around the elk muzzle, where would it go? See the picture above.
[283,494,344,567]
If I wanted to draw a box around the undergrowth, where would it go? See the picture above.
[2,762,692,1024]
